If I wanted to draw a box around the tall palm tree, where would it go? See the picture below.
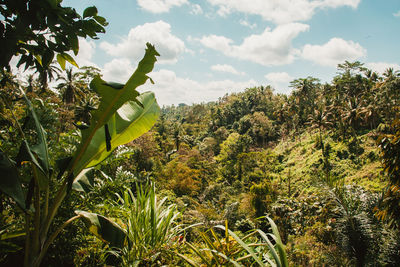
[57,68,84,104]
[290,77,320,125]
[74,96,97,125]
[307,106,333,152]
[31,60,61,94]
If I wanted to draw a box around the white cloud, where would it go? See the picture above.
[74,38,98,68]
[321,0,359,8]
[141,69,258,105]
[102,58,135,83]
[239,19,257,29]
[199,23,309,66]
[265,72,293,94]
[190,4,203,15]
[137,0,187,13]
[207,0,360,24]
[100,21,185,64]
[393,10,400,17]
[211,64,245,75]
[365,62,400,75]
[199,34,234,52]
[301,37,366,67]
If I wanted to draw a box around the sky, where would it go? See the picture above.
[56,0,400,106]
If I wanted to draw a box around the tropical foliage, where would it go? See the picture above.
[1,1,400,266]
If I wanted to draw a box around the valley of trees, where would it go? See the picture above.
[1,1,400,266]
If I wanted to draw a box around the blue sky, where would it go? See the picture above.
[61,0,400,106]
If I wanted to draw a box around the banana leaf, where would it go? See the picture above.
[18,88,51,189]
[70,43,159,175]
[75,210,126,249]
[0,151,26,210]
[72,168,95,193]
[72,91,160,174]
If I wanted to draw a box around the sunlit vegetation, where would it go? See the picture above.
[1,1,400,266]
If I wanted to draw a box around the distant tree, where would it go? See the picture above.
[31,61,61,93]
[290,77,320,127]
[215,133,252,183]
[307,105,333,153]
[57,68,84,104]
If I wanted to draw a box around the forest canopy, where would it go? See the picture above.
[1,0,400,266]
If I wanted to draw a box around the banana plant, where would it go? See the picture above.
[0,43,160,267]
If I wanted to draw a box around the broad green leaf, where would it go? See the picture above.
[56,156,72,180]
[94,15,108,26]
[20,89,51,186]
[16,140,47,189]
[59,53,79,69]
[70,43,159,175]
[75,210,126,248]
[69,34,79,56]
[0,151,26,210]
[72,168,95,193]
[42,49,54,67]
[56,54,66,71]
[72,92,160,173]
[83,6,98,18]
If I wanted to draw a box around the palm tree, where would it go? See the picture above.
[31,60,61,94]
[341,97,364,137]
[308,106,333,152]
[290,77,320,125]
[74,96,97,125]
[57,68,84,104]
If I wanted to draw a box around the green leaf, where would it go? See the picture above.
[56,157,72,180]
[46,0,62,8]
[73,92,160,173]
[83,6,98,18]
[69,34,79,56]
[60,53,79,69]
[215,225,264,266]
[267,217,288,267]
[0,151,26,210]
[56,53,66,70]
[70,43,159,175]
[20,89,51,181]
[72,168,95,193]
[16,140,48,189]
[256,229,279,267]
[94,15,108,26]
[0,229,26,241]
[75,210,126,248]
[42,49,54,67]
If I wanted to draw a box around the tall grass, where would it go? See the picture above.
[112,182,182,266]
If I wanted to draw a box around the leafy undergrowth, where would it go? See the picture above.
[273,130,384,194]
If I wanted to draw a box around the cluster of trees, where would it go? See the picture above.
[146,61,400,266]
[1,1,400,266]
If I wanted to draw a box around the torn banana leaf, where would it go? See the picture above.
[70,43,159,175]
[75,210,126,248]
[72,91,160,175]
